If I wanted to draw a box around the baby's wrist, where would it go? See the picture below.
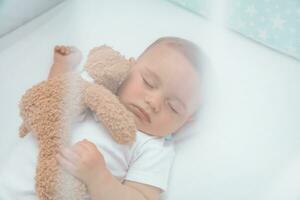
[86,169,119,199]
[86,167,113,190]
[52,61,73,68]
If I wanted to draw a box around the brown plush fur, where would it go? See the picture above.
[19,46,136,200]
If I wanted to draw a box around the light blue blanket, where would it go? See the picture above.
[167,0,300,61]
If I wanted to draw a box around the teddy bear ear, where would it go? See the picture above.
[84,45,133,93]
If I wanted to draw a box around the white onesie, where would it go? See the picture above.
[0,110,175,200]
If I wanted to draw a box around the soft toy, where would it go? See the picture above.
[18,45,136,200]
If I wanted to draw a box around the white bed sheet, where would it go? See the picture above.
[0,0,299,199]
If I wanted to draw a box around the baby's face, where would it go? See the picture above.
[118,44,201,137]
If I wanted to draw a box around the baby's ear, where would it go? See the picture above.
[186,111,200,124]
[186,116,194,124]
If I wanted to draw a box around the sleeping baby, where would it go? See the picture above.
[0,36,206,200]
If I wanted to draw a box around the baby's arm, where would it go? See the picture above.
[48,45,82,80]
[57,140,160,200]
[88,178,160,200]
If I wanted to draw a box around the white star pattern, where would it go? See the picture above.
[271,15,285,29]
[169,0,299,60]
[245,5,257,17]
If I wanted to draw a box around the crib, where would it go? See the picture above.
[0,0,299,199]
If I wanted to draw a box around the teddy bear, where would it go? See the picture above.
[18,45,136,200]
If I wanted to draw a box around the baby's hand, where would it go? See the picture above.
[57,139,107,185]
[53,45,83,68]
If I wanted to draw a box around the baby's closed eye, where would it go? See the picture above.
[167,100,183,114]
[142,76,156,89]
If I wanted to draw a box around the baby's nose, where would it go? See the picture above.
[145,93,162,113]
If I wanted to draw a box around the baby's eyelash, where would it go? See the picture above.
[168,102,178,114]
[143,77,154,88]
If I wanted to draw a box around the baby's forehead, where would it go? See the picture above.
[147,41,196,64]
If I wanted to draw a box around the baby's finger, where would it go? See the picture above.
[64,48,70,55]
[69,46,78,52]
[80,139,97,151]
[60,147,80,163]
[54,45,62,52]
[71,142,88,156]
[61,46,68,54]
[65,46,74,55]
[56,154,77,176]
[56,45,66,54]
[76,140,91,151]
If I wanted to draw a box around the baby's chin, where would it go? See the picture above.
[134,117,156,137]
[135,121,167,138]
[133,117,150,135]
[131,112,171,138]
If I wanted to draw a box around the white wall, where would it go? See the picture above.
[0,0,299,199]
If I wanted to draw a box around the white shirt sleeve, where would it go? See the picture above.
[125,137,175,192]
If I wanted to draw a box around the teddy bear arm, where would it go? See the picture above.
[84,84,136,144]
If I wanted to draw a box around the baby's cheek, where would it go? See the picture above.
[129,79,144,96]
[155,114,177,133]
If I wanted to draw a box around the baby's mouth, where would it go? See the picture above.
[129,104,151,123]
